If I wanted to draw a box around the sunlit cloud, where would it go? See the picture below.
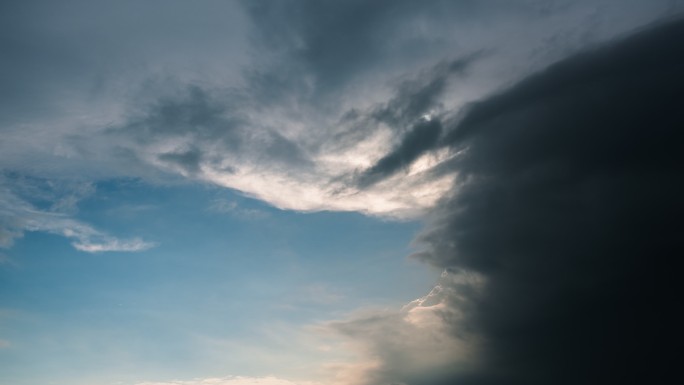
[312,271,484,385]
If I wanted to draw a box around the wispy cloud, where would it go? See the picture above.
[208,198,269,220]
[71,237,155,253]
[0,174,155,253]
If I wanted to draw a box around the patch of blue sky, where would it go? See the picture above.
[0,177,436,384]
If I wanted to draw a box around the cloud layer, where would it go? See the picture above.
[3,0,676,222]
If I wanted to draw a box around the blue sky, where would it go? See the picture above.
[2,1,683,385]
[1,178,433,384]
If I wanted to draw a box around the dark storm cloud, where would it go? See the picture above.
[410,17,684,384]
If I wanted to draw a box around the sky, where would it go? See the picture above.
[1,1,683,385]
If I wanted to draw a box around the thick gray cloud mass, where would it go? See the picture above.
[3,0,677,218]
[107,85,308,172]
[243,0,463,96]
[406,17,684,385]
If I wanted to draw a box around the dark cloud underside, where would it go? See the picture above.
[355,58,479,187]
[357,119,442,188]
[414,18,684,385]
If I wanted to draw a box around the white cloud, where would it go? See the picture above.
[201,163,455,220]
[72,237,156,253]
